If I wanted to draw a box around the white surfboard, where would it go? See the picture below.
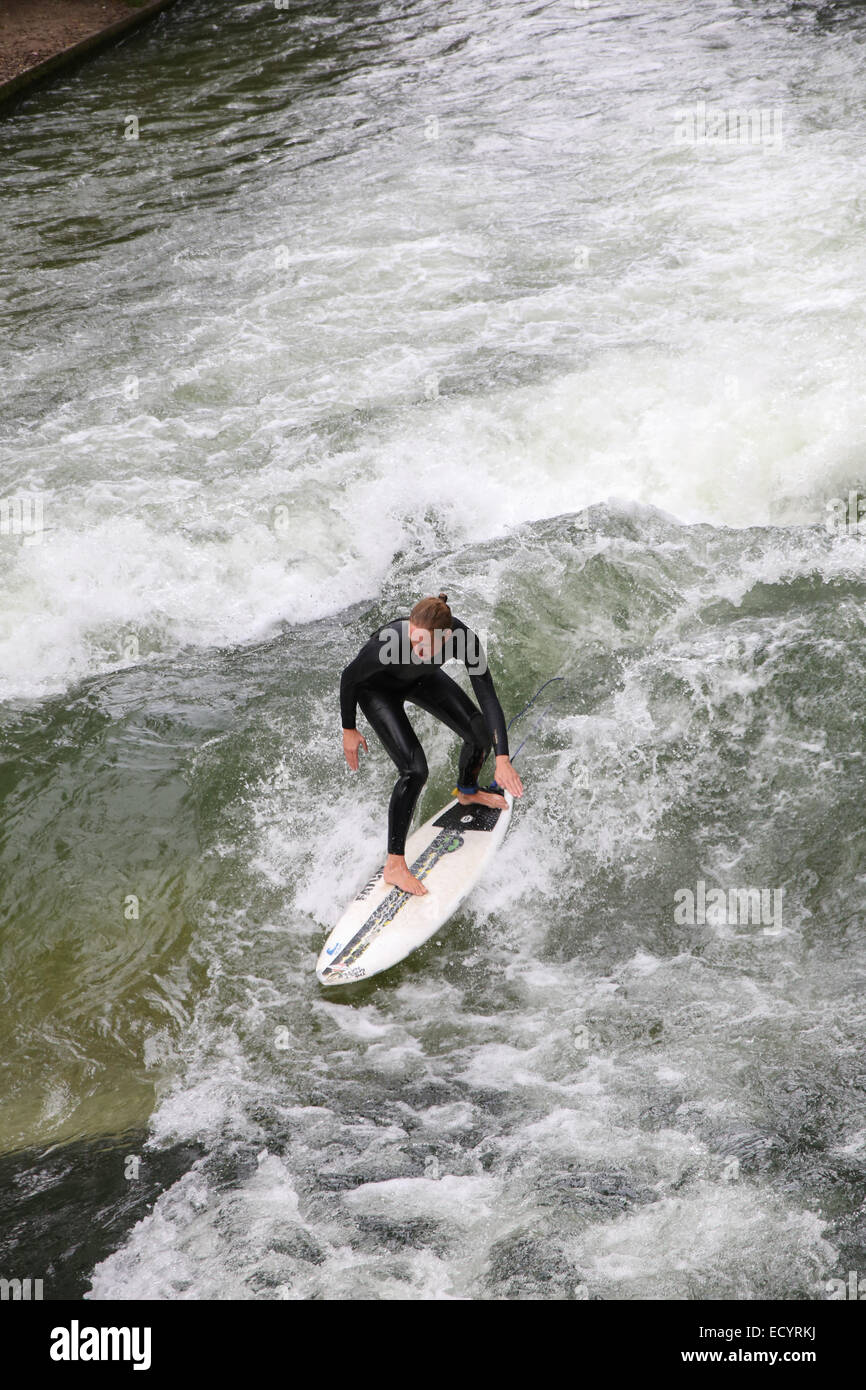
[317,789,514,986]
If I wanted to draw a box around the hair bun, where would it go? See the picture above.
[438,591,448,603]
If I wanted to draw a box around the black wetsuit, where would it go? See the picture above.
[340,616,509,855]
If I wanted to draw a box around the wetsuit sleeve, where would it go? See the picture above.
[469,667,510,758]
[340,642,378,733]
[456,621,510,757]
[340,639,380,729]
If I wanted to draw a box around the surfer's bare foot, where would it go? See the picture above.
[456,788,507,810]
[383,855,428,896]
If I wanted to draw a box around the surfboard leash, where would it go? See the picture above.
[506,674,566,735]
[450,675,567,793]
[508,675,567,765]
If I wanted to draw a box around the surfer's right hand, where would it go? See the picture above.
[342,728,368,770]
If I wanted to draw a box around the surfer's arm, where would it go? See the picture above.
[340,645,377,769]
[340,655,363,731]
[455,622,510,757]
[468,667,510,757]
[469,665,524,796]
[340,637,383,730]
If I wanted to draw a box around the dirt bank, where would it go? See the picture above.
[0,0,180,100]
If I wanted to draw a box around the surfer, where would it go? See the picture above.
[340,593,524,896]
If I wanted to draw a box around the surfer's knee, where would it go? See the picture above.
[400,745,428,788]
[409,746,428,785]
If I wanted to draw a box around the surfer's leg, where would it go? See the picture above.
[356,690,429,895]
[406,671,506,809]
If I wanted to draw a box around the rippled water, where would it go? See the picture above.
[2,0,866,1299]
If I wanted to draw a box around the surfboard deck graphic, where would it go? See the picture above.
[317,790,514,986]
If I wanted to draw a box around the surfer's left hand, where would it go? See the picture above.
[495,756,524,798]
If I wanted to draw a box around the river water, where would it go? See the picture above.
[2,0,866,1300]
